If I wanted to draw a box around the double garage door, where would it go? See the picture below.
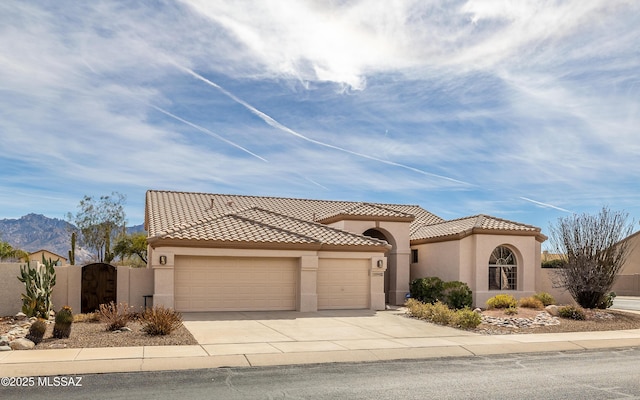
[174,256,371,312]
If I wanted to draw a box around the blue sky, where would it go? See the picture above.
[1,1,639,245]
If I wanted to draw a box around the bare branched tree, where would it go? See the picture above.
[549,207,635,308]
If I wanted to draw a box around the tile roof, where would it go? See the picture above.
[411,214,545,243]
[315,202,415,223]
[145,190,443,237]
[146,191,544,246]
[148,203,391,249]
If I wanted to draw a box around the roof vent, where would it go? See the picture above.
[227,201,234,207]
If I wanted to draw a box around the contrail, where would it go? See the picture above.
[520,197,571,213]
[177,65,472,187]
[151,105,268,163]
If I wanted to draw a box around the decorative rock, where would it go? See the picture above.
[0,345,11,352]
[10,338,35,350]
[545,305,559,316]
[15,312,27,320]
[481,312,560,330]
[48,343,67,349]
[121,327,132,332]
[473,308,482,314]
[0,336,9,346]
[112,330,122,334]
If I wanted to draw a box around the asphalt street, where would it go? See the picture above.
[3,348,640,400]
[613,296,640,311]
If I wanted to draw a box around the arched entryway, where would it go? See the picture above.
[363,228,392,303]
[81,263,117,313]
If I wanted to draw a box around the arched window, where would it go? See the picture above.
[488,246,517,290]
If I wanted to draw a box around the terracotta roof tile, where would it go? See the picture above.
[315,202,415,223]
[411,214,542,241]
[146,190,443,238]
[146,191,543,246]
[149,204,390,248]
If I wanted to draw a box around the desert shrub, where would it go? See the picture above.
[53,306,73,339]
[558,305,586,320]
[406,299,481,329]
[442,281,473,310]
[541,259,566,269]
[98,302,133,331]
[74,312,100,323]
[26,319,47,345]
[504,307,519,315]
[533,292,556,306]
[454,308,482,330]
[140,305,183,336]
[486,294,518,309]
[426,301,455,325]
[519,296,544,309]
[410,277,444,304]
[597,292,616,309]
[405,298,429,319]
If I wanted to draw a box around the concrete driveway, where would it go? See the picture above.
[182,309,476,355]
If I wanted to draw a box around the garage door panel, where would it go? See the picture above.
[175,256,297,312]
[318,259,369,310]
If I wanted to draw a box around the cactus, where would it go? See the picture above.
[26,319,47,345]
[69,232,76,265]
[53,306,73,339]
[104,231,114,264]
[17,258,57,319]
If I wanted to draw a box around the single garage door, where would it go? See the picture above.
[317,259,370,309]
[174,256,298,312]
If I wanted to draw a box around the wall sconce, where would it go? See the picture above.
[159,255,167,265]
[377,259,384,268]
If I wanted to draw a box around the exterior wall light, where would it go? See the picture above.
[377,259,384,268]
[159,255,167,265]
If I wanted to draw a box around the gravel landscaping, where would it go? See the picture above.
[0,316,198,350]
[474,307,640,335]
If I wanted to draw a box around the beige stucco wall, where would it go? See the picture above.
[536,268,576,305]
[411,240,462,283]
[620,232,640,275]
[610,231,640,295]
[328,220,411,305]
[0,263,25,316]
[410,234,542,308]
[149,245,386,312]
[0,263,153,316]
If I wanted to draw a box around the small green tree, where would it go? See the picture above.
[114,232,148,266]
[549,206,634,308]
[68,192,126,263]
[0,240,27,262]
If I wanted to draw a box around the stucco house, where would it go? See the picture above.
[28,249,67,265]
[612,230,640,296]
[145,190,546,312]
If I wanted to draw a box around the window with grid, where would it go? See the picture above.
[488,246,517,290]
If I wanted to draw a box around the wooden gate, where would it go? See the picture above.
[81,263,117,313]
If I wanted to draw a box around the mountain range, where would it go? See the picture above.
[0,213,144,262]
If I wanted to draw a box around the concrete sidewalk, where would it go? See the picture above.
[2,310,640,377]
